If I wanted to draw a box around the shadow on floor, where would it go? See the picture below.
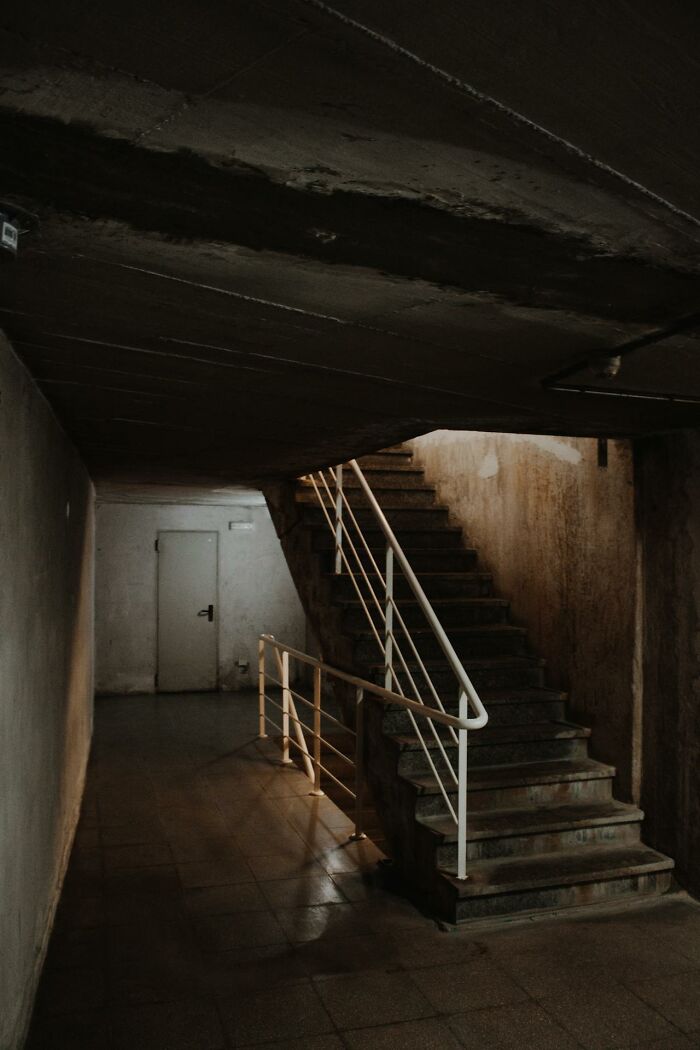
[26,688,700,1049]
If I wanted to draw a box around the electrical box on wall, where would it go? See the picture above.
[0,215,18,255]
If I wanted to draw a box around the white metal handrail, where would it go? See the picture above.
[296,456,490,880]
[258,634,475,874]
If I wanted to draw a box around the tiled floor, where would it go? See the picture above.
[27,689,700,1049]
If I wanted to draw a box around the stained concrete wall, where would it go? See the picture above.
[95,498,305,694]
[636,430,700,896]
[0,333,94,1050]
[409,431,640,800]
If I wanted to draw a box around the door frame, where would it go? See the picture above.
[155,528,220,692]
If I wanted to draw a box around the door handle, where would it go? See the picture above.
[197,605,214,622]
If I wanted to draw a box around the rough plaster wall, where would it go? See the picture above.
[0,333,94,1050]
[636,430,700,895]
[409,431,639,800]
[95,500,305,694]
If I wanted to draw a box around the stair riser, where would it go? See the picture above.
[343,602,509,631]
[354,630,528,663]
[304,507,451,530]
[451,870,673,923]
[383,699,566,734]
[415,776,614,817]
[356,453,414,468]
[313,529,463,552]
[297,488,438,508]
[342,471,427,488]
[331,574,493,600]
[398,737,589,775]
[438,821,641,865]
[389,663,545,693]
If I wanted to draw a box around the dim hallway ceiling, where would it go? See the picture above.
[2,1,700,484]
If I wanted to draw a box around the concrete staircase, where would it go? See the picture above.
[285,445,674,923]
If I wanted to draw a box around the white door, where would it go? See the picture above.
[157,530,218,692]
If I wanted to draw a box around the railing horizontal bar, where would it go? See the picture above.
[313,766,356,799]
[285,686,357,734]
[261,635,466,730]
[264,696,354,766]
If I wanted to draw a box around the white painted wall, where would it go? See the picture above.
[0,332,94,1050]
[95,496,306,694]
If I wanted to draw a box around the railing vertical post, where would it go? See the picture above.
[281,649,293,765]
[350,687,367,841]
[258,637,267,738]
[457,689,469,880]
[384,544,394,690]
[310,664,324,796]
[334,464,344,574]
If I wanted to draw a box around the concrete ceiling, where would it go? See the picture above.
[1,0,700,484]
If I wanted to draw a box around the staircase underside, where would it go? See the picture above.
[274,446,674,923]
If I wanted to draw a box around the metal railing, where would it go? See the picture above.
[293,457,489,880]
[258,634,479,872]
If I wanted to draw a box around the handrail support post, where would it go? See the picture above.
[310,664,325,796]
[384,544,394,691]
[457,689,469,881]
[281,649,293,765]
[350,686,367,841]
[334,463,344,575]
[258,637,267,738]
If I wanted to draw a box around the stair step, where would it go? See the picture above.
[409,757,615,795]
[382,687,567,732]
[355,451,414,468]
[429,799,641,842]
[394,721,590,772]
[422,800,643,862]
[408,757,617,815]
[328,571,494,599]
[342,597,510,630]
[438,845,674,922]
[395,721,591,749]
[296,486,438,507]
[304,506,451,531]
[355,623,529,661]
[341,469,427,487]
[313,527,464,551]
[373,654,546,691]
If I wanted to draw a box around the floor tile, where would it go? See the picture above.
[217,981,334,1045]
[537,979,681,1049]
[102,842,173,871]
[110,999,225,1050]
[200,944,309,995]
[195,910,288,951]
[446,1000,581,1049]
[628,970,700,1035]
[275,902,373,943]
[344,1017,464,1049]
[260,875,348,909]
[177,857,256,889]
[184,881,268,916]
[314,970,434,1029]
[409,958,529,1014]
[25,1009,111,1050]
[246,851,327,882]
[297,932,401,977]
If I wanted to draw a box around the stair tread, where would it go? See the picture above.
[385,687,566,712]
[356,623,527,637]
[393,721,591,750]
[339,597,508,608]
[308,522,463,533]
[407,757,616,794]
[421,799,643,842]
[326,571,491,580]
[440,844,674,896]
[369,654,544,671]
